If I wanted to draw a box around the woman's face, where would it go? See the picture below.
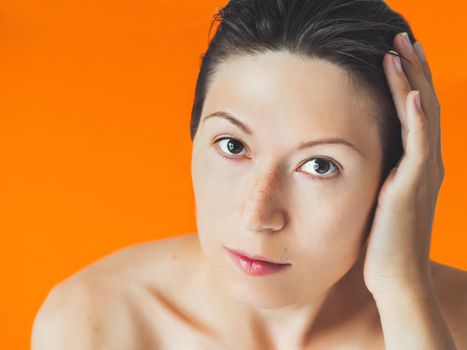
[191,51,384,309]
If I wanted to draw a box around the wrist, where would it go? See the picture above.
[368,261,433,298]
[371,274,435,303]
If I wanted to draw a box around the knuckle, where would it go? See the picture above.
[410,58,424,73]
[413,153,429,168]
[420,153,430,164]
[418,111,428,126]
[439,166,446,180]
[418,144,431,163]
[439,175,445,186]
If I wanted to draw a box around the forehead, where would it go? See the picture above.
[201,51,380,152]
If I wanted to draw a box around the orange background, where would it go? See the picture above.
[0,0,466,348]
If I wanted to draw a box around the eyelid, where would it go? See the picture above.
[298,157,340,181]
[212,135,341,179]
[213,135,250,158]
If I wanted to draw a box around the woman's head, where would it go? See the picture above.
[190,0,416,309]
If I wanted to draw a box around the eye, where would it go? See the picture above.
[214,137,248,160]
[213,136,340,181]
[299,158,339,181]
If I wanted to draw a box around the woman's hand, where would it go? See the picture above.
[362,32,445,297]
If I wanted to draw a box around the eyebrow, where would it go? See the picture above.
[202,111,364,155]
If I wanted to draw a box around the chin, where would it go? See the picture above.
[214,263,325,310]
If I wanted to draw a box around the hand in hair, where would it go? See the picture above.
[361,32,458,350]
[361,32,444,297]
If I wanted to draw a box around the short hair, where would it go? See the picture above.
[190,0,417,180]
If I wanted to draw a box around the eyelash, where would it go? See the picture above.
[213,136,340,181]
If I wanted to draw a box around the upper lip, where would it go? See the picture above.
[225,247,289,265]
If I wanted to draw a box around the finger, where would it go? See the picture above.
[396,90,430,194]
[413,40,443,172]
[413,41,433,86]
[383,51,411,150]
[393,33,441,170]
[393,33,439,121]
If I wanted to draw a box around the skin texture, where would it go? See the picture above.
[31,34,467,349]
[358,32,456,350]
[361,32,446,296]
[190,50,386,341]
[31,234,467,349]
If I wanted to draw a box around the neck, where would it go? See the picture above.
[202,248,378,348]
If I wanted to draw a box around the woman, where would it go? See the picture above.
[32,0,467,349]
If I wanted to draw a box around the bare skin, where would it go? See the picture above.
[33,43,467,349]
[32,233,467,349]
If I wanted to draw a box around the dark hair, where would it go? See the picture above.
[190,0,417,181]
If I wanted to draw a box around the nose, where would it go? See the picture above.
[241,168,287,233]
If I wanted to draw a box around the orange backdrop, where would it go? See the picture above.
[0,0,466,348]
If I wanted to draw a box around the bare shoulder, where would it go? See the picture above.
[31,270,141,349]
[429,260,467,349]
[31,232,201,350]
[430,260,467,305]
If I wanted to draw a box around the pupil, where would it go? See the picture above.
[227,139,243,154]
[313,159,330,174]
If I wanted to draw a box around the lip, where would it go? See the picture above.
[224,247,291,276]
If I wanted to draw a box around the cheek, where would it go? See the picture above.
[287,188,375,295]
[191,148,237,241]
[192,147,244,214]
[292,180,377,262]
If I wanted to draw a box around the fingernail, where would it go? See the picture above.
[400,32,413,52]
[413,41,426,62]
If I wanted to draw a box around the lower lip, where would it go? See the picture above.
[226,250,290,276]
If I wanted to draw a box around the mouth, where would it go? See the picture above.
[224,247,291,276]
[224,247,289,265]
